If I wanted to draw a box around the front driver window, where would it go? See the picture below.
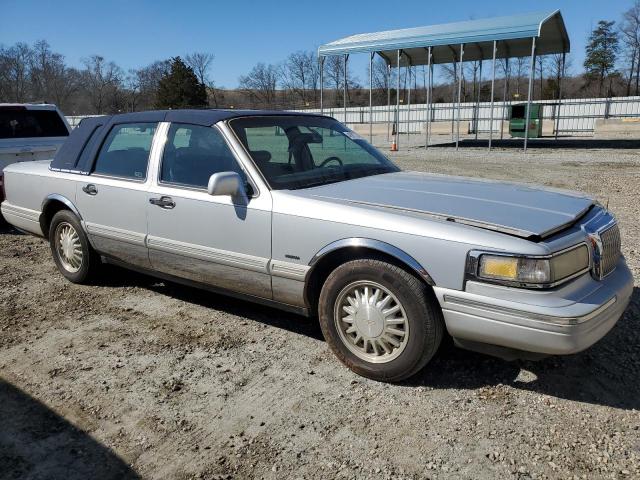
[160,124,245,189]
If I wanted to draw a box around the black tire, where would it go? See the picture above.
[49,210,100,284]
[318,258,443,382]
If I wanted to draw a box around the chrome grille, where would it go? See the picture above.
[599,224,621,278]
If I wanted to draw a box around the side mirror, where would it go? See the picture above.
[207,171,244,197]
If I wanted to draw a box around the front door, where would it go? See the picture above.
[146,122,272,299]
[75,122,158,268]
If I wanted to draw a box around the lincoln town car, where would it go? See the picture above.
[1,110,633,381]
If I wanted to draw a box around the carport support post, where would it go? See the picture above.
[369,52,374,143]
[396,49,401,150]
[407,64,412,141]
[387,63,391,142]
[489,40,497,150]
[343,54,348,125]
[524,37,536,153]
[319,56,324,114]
[501,57,509,140]
[475,59,482,140]
[425,46,432,149]
[554,52,566,140]
[455,43,464,151]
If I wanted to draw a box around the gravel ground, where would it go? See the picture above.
[1,142,639,480]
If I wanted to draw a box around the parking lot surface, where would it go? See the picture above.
[1,142,639,479]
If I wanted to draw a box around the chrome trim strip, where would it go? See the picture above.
[85,223,146,246]
[270,260,310,281]
[443,294,617,326]
[2,203,40,222]
[102,255,310,317]
[41,194,83,220]
[582,209,620,281]
[146,235,269,273]
[308,237,435,286]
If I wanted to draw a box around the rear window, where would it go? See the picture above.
[0,108,69,139]
[92,123,157,180]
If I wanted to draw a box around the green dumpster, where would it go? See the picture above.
[509,103,543,138]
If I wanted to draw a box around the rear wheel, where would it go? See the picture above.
[49,210,100,283]
[318,258,443,382]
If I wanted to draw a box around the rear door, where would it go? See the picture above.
[146,122,273,299]
[75,121,161,268]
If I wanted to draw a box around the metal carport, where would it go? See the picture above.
[317,10,570,152]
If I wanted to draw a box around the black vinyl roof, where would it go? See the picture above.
[91,109,326,127]
[51,109,328,173]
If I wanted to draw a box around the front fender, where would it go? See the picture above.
[308,237,436,286]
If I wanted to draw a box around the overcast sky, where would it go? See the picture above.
[1,0,636,88]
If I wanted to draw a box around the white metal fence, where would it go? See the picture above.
[66,96,640,137]
[300,96,640,136]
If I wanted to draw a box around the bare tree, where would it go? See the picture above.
[82,55,124,114]
[371,56,391,103]
[185,52,219,106]
[238,62,278,107]
[536,55,547,99]
[1,42,33,102]
[513,57,529,98]
[621,0,640,95]
[29,40,81,110]
[280,50,318,106]
[127,60,171,111]
[547,54,573,99]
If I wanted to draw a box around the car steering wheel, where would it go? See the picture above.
[319,156,343,167]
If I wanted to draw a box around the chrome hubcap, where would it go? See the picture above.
[334,280,409,363]
[55,222,83,273]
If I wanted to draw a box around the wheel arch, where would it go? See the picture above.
[304,238,435,313]
[40,194,83,238]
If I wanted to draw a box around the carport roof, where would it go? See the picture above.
[318,10,570,66]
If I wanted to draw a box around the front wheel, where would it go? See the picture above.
[49,210,100,284]
[318,258,443,382]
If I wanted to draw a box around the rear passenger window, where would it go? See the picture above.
[160,124,245,188]
[93,123,157,179]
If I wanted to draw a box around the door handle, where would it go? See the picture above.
[149,196,176,209]
[82,184,98,195]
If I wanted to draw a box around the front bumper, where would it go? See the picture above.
[434,258,634,355]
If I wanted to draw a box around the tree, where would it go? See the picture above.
[1,43,33,102]
[324,55,360,106]
[621,1,640,95]
[513,57,529,98]
[155,57,207,109]
[30,40,80,110]
[238,62,278,107]
[584,20,619,96]
[128,60,170,111]
[184,52,219,107]
[82,55,124,114]
[280,50,318,106]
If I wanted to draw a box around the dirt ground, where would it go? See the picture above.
[1,141,639,480]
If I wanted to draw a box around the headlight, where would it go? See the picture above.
[470,244,590,288]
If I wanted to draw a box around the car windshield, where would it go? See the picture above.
[228,116,399,190]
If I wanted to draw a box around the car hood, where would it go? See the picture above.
[296,171,594,239]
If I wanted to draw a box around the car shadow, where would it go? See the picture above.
[98,266,640,410]
[98,264,325,341]
[0,221,21,235]
[0,378,140,480]
[406,286,640,410]
[430,138,640,150]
